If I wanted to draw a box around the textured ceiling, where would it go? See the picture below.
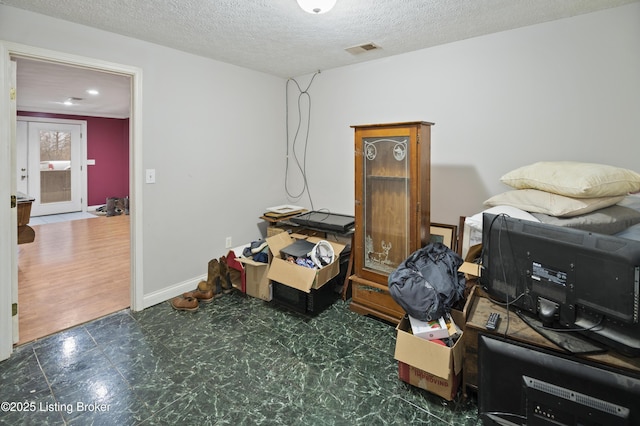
[4,0,637,117]
[4,0,637,78]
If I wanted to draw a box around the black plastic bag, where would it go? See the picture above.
[388,242,466,321]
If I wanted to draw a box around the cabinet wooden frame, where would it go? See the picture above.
[349,121,433,323]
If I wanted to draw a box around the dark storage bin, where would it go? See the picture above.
[271,243,350,315]
[272,279,338,315]
[333,243,351,298]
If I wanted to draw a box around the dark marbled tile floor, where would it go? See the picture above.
[0,292,482,425]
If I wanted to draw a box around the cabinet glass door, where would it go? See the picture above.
[362,135,410,275]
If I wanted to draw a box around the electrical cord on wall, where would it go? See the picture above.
[285,71,320,211]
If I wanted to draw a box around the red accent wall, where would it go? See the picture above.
[18,111,129,206]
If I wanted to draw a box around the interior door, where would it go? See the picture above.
[26,120,83,216]
[9,60,19,346]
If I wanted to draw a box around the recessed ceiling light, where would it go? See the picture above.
[345,43,380,55]
[86,89,99,95]
[63,96,83,106]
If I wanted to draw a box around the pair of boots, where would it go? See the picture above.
[106,196,130,216]
[199,256,234,296]
[170,256,233,311]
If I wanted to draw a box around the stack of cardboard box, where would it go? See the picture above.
[267,232,346,315]
[225,232,346,315]
[394,281,477,400]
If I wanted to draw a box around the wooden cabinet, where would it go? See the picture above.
[348,122,433,323]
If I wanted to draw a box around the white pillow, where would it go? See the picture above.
[484,189,624,218]
[500,162,640,198]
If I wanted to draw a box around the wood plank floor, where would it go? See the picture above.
[17,214,130,345]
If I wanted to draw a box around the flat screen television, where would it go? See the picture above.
[480,213,640,357]
[478,334,640,425]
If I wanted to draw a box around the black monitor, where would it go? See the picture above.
[480,213,640,357]
[478,334,640,425]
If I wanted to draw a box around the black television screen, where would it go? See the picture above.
[478,334,640,426]
[480,213,640,357]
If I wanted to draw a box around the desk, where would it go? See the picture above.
[463,293,640,398]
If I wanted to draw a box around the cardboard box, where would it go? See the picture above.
[397,361,462,401]
[394,288,476,400]
[236,256,271,301]
[225,249,246,293]
[226,245,272,301]
[395,308,466,401]
[458,261,481,279]
[266,232,345,293]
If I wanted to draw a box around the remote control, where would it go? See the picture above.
[486,312,501,331]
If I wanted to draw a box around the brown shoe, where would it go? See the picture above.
[171,296,199,312]
[196,279,209,292]
[183,288,215,303]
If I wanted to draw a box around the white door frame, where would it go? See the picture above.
[0,41,145,361]
[19,117,88,216]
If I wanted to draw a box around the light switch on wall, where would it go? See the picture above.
[145,169,156,184]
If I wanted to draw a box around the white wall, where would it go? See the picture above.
[0,6,287,301]
[2,3,639,305]
[290,3,640,225]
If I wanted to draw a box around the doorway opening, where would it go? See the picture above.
[2,42,143,353]
[15,59,131,344]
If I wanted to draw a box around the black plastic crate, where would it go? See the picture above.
[271,244,350,315]
[271,279,338,315]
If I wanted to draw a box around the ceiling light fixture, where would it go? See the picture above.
[296,0,336,14]
[63,96,83,106]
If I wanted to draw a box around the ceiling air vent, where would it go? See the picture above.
[345,42,380,55]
